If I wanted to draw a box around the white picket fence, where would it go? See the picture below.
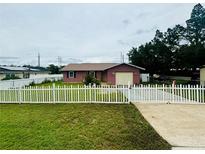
[0,85,128,104]
[0,84,204,104]
[130,84,205,103]
[0,74,63,89]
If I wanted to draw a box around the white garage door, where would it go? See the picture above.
[115,72,133,85]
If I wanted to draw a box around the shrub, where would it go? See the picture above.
[28,81,35,86]
[2,75,21,80]
[41,79,52,84]
[83,74,101,86]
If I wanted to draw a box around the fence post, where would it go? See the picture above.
[128,82,131,103]
[133,84,135,102]
[180,84,182,103]
[155,84,157,102]
[53,83,56,103]
[188,84,191,102]
[147,84,150,102]
[71,85,73,102]
[89,84,92,103]
[12,80,15,88]
[172,83,174,103]
[78,85,80,102]
[85,85,87,102]
[64,85,66,102]
[196,84,199,103]
[19,87,22,104]
[162,84,165,103]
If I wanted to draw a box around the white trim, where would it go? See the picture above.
[105,63,145,70]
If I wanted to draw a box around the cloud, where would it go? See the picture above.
[134,26,159,35]
[135,12,149,19]
[117,40,130,46]
[0,56,19,60]
[0,3,195,66]
[122,19,130,26]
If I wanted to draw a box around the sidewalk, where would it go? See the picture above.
[134,103,205,149]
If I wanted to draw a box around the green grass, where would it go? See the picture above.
[32,81,83,87]
[0,104,171,150]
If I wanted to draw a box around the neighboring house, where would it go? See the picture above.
[0,66,49,80]
[29,69,50,78]
[62,63,145,85]
[200,66,205,86]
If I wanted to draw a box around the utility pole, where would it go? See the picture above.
[38,53,40,67]
[121,52,124,63]
[57,56,62,67]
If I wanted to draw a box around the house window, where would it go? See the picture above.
[68,71,76,78]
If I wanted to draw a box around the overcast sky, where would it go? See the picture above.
[0,3,201,66]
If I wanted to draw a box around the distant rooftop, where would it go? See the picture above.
[0,66,29,71]
[0,66,45,72]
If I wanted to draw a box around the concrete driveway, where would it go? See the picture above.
[134,103,205,149]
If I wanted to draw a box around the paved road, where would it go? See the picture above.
[134,103,205,149]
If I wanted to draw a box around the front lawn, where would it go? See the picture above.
[31,81,83,87]
[0,104,171,150]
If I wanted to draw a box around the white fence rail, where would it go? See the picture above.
[0,74,63,89]
[0,84,204,104]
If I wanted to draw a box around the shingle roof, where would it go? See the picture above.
[62,63,145,71]
[62,63,118,71]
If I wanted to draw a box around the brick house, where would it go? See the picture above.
[62,63,145,85]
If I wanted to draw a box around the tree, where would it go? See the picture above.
[128,37,172,75]
[179,44,205,70]
[47,64,60,74]
[164,25,187,69]
[164,25,187,50]
[186,3,205,45]
[128,3,205,74]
